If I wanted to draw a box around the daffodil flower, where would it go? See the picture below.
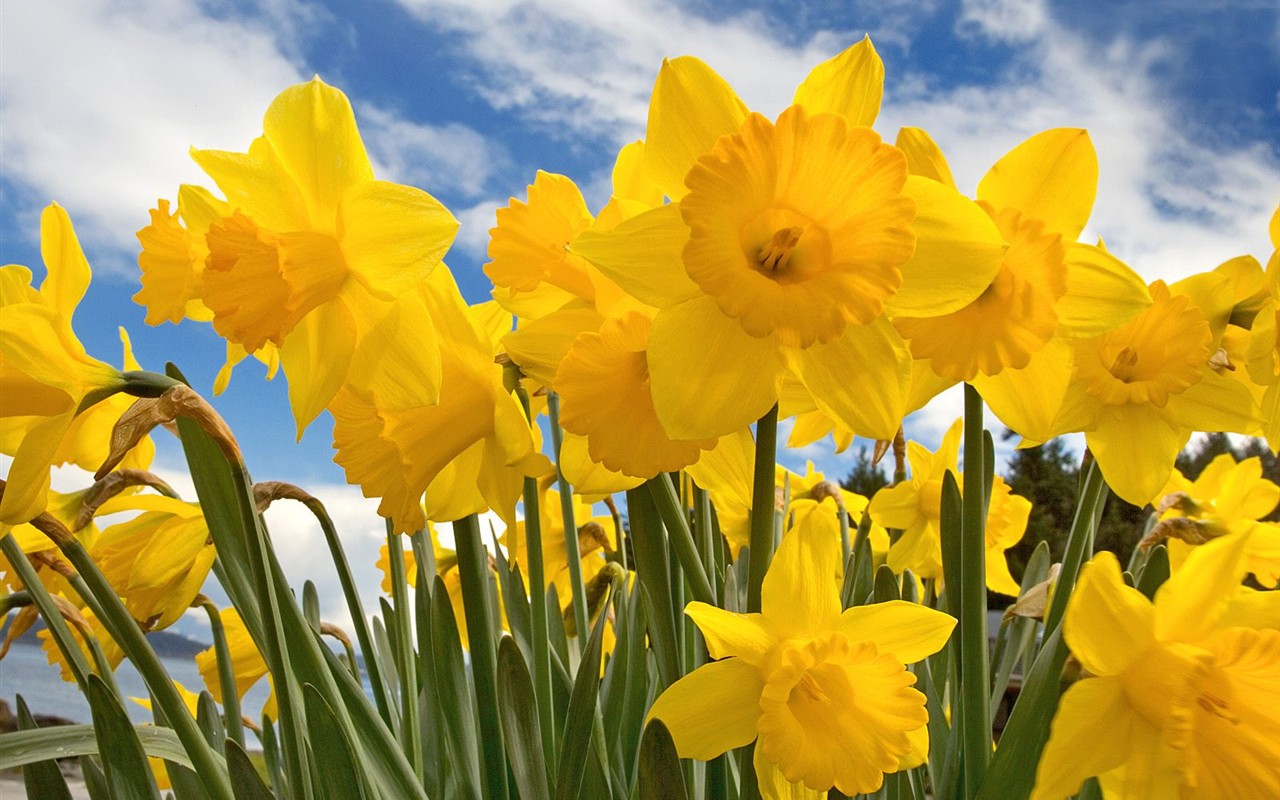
[648,523,954,797]
[1153,453,1280,587]
[1032,533,1280,799]
[0,205,154,523]
[1047,277,1260,505]
[890,128,1152,440]
[196,607,276,721]
[330,267,549,534]
[1245,206,1279,452]
[573,39,1006,442]
[139,78,458,434]
[868,419,1028,594]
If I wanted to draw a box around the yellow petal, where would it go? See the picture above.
[973,339,1073,444]
[893,127,956,188]
[787,317,911,441]
[1168,369,1261,434]
[1087,406,1185,506]
[977,128,1097,242]
[1030,678,1135,800]
[503,308,604,389]
[1055,244,1151,337]
[754,746,827,800]
[644,56,749,202]
[38,204,91,319]
[646,296,783,440]
[791,36,883,128]
[685,602,776,664]
[189,142,310,233]
[1063,551,1154,676]
[836,600,955,663]
[647,658,763,760]
[344,286,442,411]
[886,175,1006,317]
[339,180,457,297]
[1154,530,1250,643]
[263,78,374,227]
[763,525,841,639]
[0,413,75,524]
[570,204,700,309]
[279,298,356,438]
[558,433,644,495]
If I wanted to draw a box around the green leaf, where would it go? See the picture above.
[303,580,322,632]
[15,695,72,800]
[498,637,553,800]
[1135,545,1170,600]
[197,691,227,748]
[302,683,369,800]
[555,601,608,800]
[873,564,900,602]
[82,756,110,800]
[154,690,214,800]
[495,539,534,661]
[86,674,161,800]
[225,739,276,800]
[638,719,688,800]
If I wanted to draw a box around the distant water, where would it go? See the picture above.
[1,640,271,734]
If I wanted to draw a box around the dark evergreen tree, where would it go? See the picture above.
[1001,433,1079,580]
[841,445,890,498]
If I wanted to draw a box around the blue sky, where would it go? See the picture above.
[2,0,1277,634]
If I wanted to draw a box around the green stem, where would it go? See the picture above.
[693,486,719,601]
[515,385,557,772]
[199,599,244,747]
[625,487,681,689]
[1043,458,1107,634]
[960,383,992,795]
[386,525,423,779]
[546,392,589,652]
[0,535,93,691]
[453,513,510,800]
[306,497,395,728]
[746,404,779,613]
[646,475,715,606]
[47,537,235,800]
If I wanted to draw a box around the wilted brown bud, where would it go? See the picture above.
[1207,348,1236,374]
[1139,516,1228,551]
[1003,563,1063,622]
[319,621,353,648]
[804,480,847,510]
[97,384,240,480]
[31,550,76,580]
[578,521,613,556]
[75,469,178,530]
[252,481,316,514]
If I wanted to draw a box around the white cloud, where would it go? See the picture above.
[448,198,503,263]
[0,0,304,258]
[360,105,511,199]
[956,0,1048,43]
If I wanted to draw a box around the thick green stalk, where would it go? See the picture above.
[1044,458,1108,634]
[693,486,719,600]
[453,513,510,800]
[746,405,779,613]
[306,496,395,727]
[646,474,715,606]
[959,383,992,795]
[386,525,423,778]
[546,392,590,652]
[515,385,557,771]
[0,535,92,689]
[198,598,244,747]
[625,487,681,688]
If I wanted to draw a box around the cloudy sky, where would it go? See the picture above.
[2,0,1277,635]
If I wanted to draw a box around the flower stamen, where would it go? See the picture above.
[758,226,804,273]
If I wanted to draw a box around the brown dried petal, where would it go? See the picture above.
[1139,516,1228,551]
[1003,563,1062,622]
[252,481,316,514]
[75,469,178,530]
[96,385,240,480]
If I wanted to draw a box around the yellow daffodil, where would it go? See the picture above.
[38,604,124,682]
[140,78,458,434]
[90,493,215,631]
[501,486,614,608]
[0,488,101,600]
[1152,453,1280,587]
[1046,276,1260,505]
[330,267,549,534]
[648,522,954,797]
[868,419,1027,594]
[573,39,1005,441]
[891,128,1151,441]
[1246,206,1279,452]
[196,607,276,721]
[0,205,154,523]
[1033,533,1280,799]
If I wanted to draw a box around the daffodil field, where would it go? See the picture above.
[3,37,1280,800]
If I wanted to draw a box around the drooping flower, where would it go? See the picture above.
[1032,534,1280,799]
[1,204,154,523]
[648,522,954,797]
[868,419,1028,594]
[138,78,458,434]
[1045,277,1260,505]
[572,39,1006,442]
[890,128,1151,441]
